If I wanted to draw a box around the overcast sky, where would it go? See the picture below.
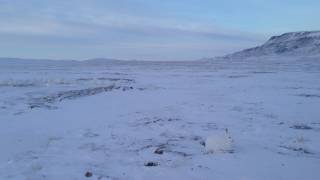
[0,0,319,60]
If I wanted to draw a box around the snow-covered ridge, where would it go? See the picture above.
[223,31,320,59]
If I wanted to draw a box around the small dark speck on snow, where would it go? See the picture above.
[154,148,164,155]
[290,124,313,130]
[296,94,320,98]
[144,161,159,167]
[85,171,93,178]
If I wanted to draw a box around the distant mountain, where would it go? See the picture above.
[0,57,78,65]
[0,57,125,65]
[82,58,125,65]
[222,31,320,59]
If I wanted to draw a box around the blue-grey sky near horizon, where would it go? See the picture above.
[0,0,319,61]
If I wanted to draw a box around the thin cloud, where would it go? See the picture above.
[0,0,267,60]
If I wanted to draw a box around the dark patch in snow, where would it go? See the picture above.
[285,86,303,90]
[76,78,94,81]
[11,83,36,88]
[76,77,135,83]
[83,130,100,138]
[170,151,192,157]
[251,71,275,74]
[199,141,206,147]
[139,117,181,125]
[290,124,313,130]
[121,86,134,91]
[136,87,149,91]
[279,145,313,155]
[13,111,25,115]
[28,85,136,109]
[228,75,249,78]
[154,147,164,155]
[144,161,159,167]
[296,94,320,98]
[85,171,93,177]
[97,77,135,83]
[30,104,58,110]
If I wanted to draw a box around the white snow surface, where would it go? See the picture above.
[0,58,320,180]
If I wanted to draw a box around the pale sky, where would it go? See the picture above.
[0,0,319,60]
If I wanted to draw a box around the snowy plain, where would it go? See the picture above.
[0,57,320,180]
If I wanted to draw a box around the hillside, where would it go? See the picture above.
[223,31,320,59]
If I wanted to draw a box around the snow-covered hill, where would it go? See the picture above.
[223,31,320,59]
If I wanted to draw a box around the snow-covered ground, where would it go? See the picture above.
[0,58,319,180]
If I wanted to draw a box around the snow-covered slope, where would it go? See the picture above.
[223,31,320,59]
